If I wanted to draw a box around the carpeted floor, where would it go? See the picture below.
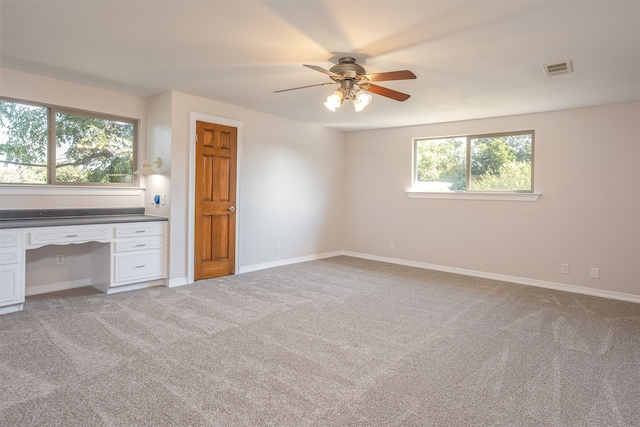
[0,256,638,426]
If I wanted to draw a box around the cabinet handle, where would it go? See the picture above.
[135,244,146,247]
[66,234,78,237]
[134,230,146,233]
[134,265,146,268]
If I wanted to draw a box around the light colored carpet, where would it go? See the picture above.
[0,256,638,426]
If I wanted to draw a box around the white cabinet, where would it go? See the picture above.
[88,221,167,294]
[0,219,168,313]
[109,222,166,289]
[0,231,24,314]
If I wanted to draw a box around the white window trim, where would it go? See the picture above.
[0,97,139,186]
[406,191,541,201]
[412,130,536,195]
[0,184,144,196]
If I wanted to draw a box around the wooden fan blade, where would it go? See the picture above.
[366,84,411,102]
[303,64,343,79]
[274,82,337,93]
[364,70,416,82]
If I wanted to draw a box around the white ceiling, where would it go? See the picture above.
[1,1,639,131]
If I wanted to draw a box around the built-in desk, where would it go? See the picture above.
[0,208,168,315]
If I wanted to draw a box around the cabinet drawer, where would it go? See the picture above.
[0,248,20,266]
[0,232,19,248]
[114,236,163,253]
[30,227,109,245]
[115,222,163,238]
[114,251,163,284]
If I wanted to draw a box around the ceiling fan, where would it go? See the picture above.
[274,57,416,112]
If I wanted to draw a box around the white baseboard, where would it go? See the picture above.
[167,277,188,288]
[103,279,164,295]
[238,251,343,274]
[26,278,169,296]
[26,279,90,296]
[164,252,342,285]
[0,303,24,315]
[342,251,640,304]
[44,252,631,304]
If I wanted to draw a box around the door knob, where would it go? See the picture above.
[229,206,236,212]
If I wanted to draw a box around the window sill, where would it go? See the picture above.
[0,185,145,196]
[406,191,541,201]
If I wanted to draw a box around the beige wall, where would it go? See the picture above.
[344,102,640,296]
[144,91,172,218]
[3,67,638,299]
[168,91,345,280]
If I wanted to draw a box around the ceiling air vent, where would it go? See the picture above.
[543,60,573,77]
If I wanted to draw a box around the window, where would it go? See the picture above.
[0,98,137,185]
[413,131,534,192]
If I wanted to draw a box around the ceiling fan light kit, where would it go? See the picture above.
[324,78,373,112]
[353,91,372,112]
[274,57,416,113]
[324,90,344,112]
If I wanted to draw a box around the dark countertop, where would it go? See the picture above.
[0,208,168,230]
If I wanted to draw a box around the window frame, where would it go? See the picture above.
[412,130,535,194]
[0,97,139,187]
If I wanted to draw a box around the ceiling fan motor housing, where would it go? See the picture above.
[329,57,366,81]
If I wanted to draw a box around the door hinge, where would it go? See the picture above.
[194,253,196,262]
[195,134,198,143]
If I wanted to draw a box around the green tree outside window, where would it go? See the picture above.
[0,99,136,185]
[414,132,533,192]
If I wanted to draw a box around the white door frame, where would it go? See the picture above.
[188,112,242,283]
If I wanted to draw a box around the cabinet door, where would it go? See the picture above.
[0,231,24,311]
[0,265,23,305]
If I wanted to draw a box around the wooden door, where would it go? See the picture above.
[194,121,237,280]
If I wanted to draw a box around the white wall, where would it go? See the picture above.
[344,102,640,297]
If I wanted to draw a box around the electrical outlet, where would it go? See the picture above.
[591,267,600,279]
[276,244,281,254]
[56,254,64,265]
[390,243,395,251]
[561,263,569,274]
